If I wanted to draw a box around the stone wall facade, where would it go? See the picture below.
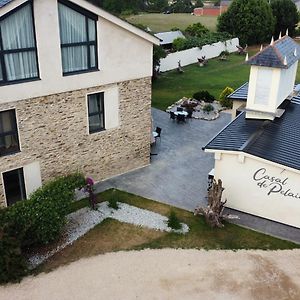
[0,77,152,207]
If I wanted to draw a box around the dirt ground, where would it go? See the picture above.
[1,249,300,300]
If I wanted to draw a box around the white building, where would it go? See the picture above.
[0,0,158,207]
[204,35,300,229]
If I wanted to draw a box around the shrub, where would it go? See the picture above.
[0,173,85,283]
[167,210,182,230]
[0,211,28,284]
[172,32,232,51]
[203,104,214,113]
[173,37,187,51]
[108,189,119,210]
[185,22,209,38]
[6,173,85,247]
[219,86,234,108]
[219,50,229,56]
[193,90,215,103]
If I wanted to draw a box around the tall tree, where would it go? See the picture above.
[270,0,299,38]
[146,0,168,12]
[217,0,275,45]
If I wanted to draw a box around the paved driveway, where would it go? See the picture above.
[95,108,231,210]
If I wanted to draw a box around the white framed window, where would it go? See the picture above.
[2,167,26,206]
[0,109,20,157]
[58,0,98,75]
[87,92,105,134]
[0,1,39,84]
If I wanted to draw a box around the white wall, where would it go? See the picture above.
[246,62,298,118]
[0,0,154,104]
[159,38,239,72]
[277,61,298,107]
[23,162,42,198]
[214,152,300,228]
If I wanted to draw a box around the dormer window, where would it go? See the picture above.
[58,0,98,75]
[0,2,39,84]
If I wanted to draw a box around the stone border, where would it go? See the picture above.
[28,202,189,269]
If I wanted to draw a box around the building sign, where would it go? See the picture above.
[253,168,300,199]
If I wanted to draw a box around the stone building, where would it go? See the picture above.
[0,0,159,207]
[204,35,300,228]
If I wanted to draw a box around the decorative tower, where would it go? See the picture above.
[245,35,300,120]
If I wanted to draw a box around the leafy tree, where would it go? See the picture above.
[270,0,299,37]
[185,23,209,37]
[97,0,144,14]
[146,0,168,12]
[194,0,204,7]
[153,45,166,80]
[170,0,194,13]
[217,0,275,45]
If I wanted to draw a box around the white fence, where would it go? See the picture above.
[159,37,239,72]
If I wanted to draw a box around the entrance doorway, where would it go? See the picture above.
[3,168,26,206]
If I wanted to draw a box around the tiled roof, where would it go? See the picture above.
[247,36,300,68]
[204,99,300,171]
[227,82,300,102]
[154,31,185,45]
[0,0,14,8]
[227,82,248,101]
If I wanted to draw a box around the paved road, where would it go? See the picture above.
[95,108,231,210]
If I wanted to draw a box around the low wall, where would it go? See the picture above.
[159,37,239,72]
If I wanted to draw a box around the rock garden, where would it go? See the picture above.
[166,89,233,121]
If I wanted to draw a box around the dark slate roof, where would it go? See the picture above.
[247,36,300,68]
[0,0,14,8]
[227,82,248,101]
[204,100,300,171]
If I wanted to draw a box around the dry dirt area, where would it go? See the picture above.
[1,249,300,300]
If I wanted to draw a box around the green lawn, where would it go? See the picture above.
[153,54,250,110]
[126,13,217,32]
[36,189,299,274]
[153,49,300,111]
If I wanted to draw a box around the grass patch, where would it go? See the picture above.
[36,189,299,274]
[126,13,217,32]
[152,46,300,111]
[153,52,252,110]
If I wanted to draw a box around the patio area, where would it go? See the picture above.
[94,108,300,243]
[95,108,230,210]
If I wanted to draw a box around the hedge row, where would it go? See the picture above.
[0,173,85,284]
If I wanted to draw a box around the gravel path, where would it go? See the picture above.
[3,249,300,300]
[28,202,189,268]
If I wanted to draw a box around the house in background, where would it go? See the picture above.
[154,30,185,50]
[193,0,230,16]
[204,35,300,229]
[0,0,159,207]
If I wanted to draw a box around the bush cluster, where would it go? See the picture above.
[173,32,232,52]
[167,211,182,230]
[219,86,234,108]
[0,173,85,283]
[193,90,215,103]
[203,104,214,113]
[108,189,119,210]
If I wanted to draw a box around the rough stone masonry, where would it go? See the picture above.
[0,77,152,207]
